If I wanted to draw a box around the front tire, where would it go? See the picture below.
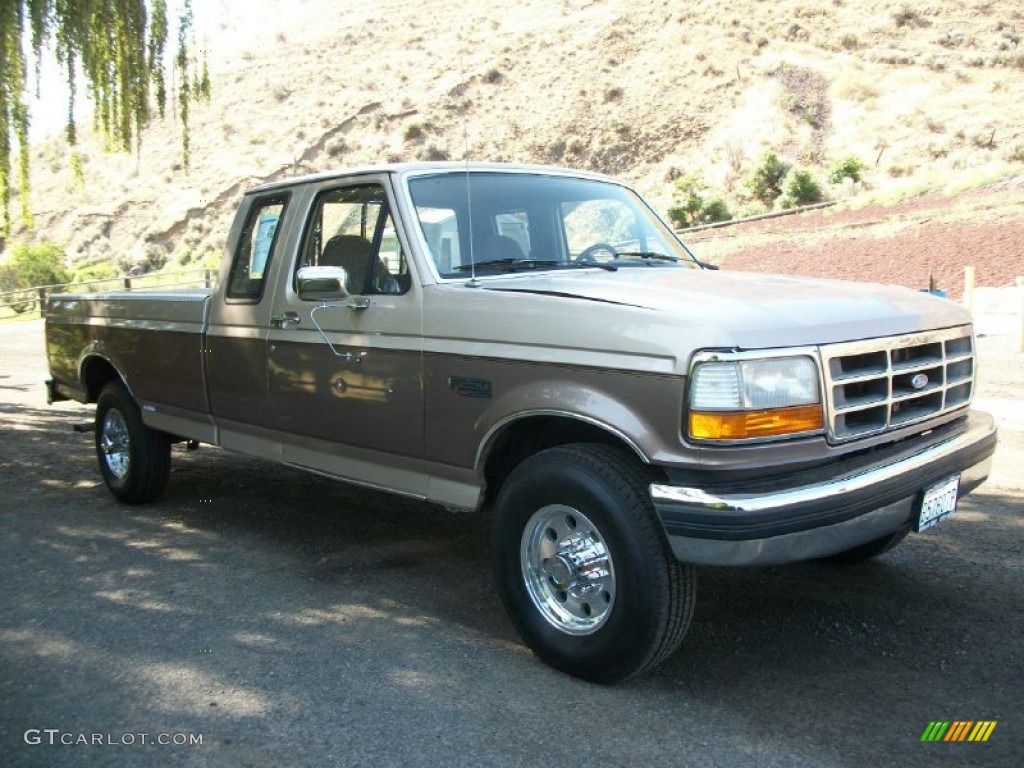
[95,381,171,504]
[492,443,696,684]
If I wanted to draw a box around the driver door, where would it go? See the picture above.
[267,179,425,484]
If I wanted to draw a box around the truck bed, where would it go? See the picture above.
[46,289,212,420]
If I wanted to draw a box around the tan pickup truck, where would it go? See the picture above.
[45,163,998,683]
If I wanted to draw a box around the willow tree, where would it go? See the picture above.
[0,0,208,236]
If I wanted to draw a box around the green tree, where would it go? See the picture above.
[1,1,207,236]
[746,151,791,208]
[0,240,69,313]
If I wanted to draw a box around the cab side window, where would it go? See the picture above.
[227,194,289,301]
[300,184,410,295]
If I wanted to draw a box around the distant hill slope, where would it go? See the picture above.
[8,0,1024,273]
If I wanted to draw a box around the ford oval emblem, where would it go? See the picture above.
[911,373,930,390]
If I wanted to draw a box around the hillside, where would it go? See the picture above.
[6,0,1024,278]
[688,176,1024,297]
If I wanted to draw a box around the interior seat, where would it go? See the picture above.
[320,235,398,294]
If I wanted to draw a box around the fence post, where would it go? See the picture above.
[123,277,132,291]
[963,266,975,312]
[204,269,212,288]
[1017,277,1024,354]
[37,287,47,318]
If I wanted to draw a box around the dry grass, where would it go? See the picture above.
[10,0,1024,268]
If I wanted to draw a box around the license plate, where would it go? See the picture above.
[916,475,960,532]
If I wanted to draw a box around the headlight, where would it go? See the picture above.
[688,355,824,440]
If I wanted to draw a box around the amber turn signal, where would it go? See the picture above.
[689,404,824,440]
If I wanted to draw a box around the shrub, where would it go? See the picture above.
[699,198,733,225]
[0,242,70,313]
[780,168,824,208]
[139,244,169,272]
[403,123,424,142]
[4,242,70,287]
[746,151,791,207]
[423,144,450,161]
[71,260,119,284]
[326,139,347,160]
[666,173,733,228]
[839,33,860,50]
[829,155,866,184]
[893,5,927,28]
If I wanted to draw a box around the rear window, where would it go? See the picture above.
[226,194,289,301]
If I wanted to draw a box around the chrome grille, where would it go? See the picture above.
[822,327,974,442]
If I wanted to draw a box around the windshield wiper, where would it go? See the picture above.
[454,258,617,273]
[612,251,680,262]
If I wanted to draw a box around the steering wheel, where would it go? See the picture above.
[575,242,617,263]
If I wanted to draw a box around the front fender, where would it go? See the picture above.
[471,370,687,471]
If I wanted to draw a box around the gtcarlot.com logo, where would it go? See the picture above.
[24,729,203,747]
[921,721,997,743]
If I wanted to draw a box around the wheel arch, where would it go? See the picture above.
[479,412,651,508]
[80,354,129,403]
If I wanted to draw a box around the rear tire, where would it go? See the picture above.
[95,381,171,504]
[492,443,696,684]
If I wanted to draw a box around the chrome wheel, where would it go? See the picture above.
[494,444,696,682]
[520,504,615,635]
[99,408,131,480]
[94,381,171,504]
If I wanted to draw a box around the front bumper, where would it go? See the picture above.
[650,411,998,566]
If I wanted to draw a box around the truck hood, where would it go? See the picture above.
[482,267,972,348]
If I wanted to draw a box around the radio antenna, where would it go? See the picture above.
[460,54,478,287]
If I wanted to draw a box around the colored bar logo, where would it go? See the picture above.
[921,721,997,742]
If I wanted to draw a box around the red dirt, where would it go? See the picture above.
[686,179,1024,300]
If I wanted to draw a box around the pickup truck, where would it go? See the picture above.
[45,162,998,683]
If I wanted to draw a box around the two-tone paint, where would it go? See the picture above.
[45,163,998,566]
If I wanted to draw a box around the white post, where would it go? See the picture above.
[963,266,975,312]
[1017,277,1024,353]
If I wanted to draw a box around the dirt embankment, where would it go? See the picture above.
[687,178,1024,298]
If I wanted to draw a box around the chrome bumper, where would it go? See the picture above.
[650,411,998,567]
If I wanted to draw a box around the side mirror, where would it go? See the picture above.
[297,266,350,301]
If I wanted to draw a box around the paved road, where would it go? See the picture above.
[1,320,1021,767]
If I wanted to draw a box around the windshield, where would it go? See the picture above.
[406,171,700,278]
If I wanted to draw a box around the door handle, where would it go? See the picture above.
[271,311,301,329]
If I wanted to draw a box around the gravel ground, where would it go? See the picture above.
[0,307,1021,767]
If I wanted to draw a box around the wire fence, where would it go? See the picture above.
[0,268,216,319]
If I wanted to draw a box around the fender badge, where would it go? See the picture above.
[449,376,492,399]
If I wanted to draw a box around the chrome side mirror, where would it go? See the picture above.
[297,266,350,301]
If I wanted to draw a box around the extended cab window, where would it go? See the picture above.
[299,184,409,295]
[227,194,289,301]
